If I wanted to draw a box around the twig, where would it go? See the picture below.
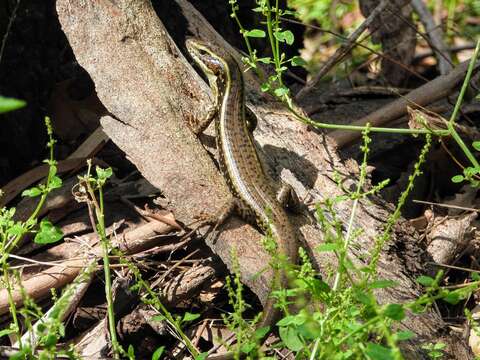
[0,221,175,315]
[412,199,480,213]
[120,197,183,230]
[149,249,200,289]
[414,44,477,62]
[295,0,391,101]
[0,0,21,66]
[13,260,95,349]
[411,0,452,74]
[330,58,480,148]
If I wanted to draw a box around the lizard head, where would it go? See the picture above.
[186,38,230,94]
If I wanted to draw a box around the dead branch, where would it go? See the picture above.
[295,0,391,101]
[0,220,175,315]
[411,0,452,75]
[330,58,480,148]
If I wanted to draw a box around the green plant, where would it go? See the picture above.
[0,116,90,359]
[228,0,455,138]
[112,247,206,359]
[221,249,267,359]
[446,40,480,187]
[0,95,26,114]
[223,2,480,358]
[287,0,354,27]
[422,342,447,359]
[75,162,127,359]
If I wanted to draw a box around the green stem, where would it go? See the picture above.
[337,316,380,346]
[0,139,56,264]
[265,0,275,58]
[96,185,120,359]
[333,128,371,291]
[229,0,263,80]
[287,104,449,136]
[274,0,281,77]
[2,264,22,351]
[268,0,285,88]
[448,40,480,127]
[127,260,200,357]
[447,39,480,169]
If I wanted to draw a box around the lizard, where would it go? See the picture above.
[185,38,299,358]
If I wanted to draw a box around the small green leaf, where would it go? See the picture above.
[369,280,398,289]
[451,175,464,183]
[152,314,166,322]
[366,343,394,360]
[257,57,271,64]
[306,278,331,298]
[260,82,270,92]
[34,219,63,244]
[283,30,294,45]
[48,163,58,178]
[416,275,435,287]
[410,303,427,314]
[254,326,270,340]
[128,344,135,357]
[7,223,25,237]
[182,312,201,323]
[49,176,63,190]
[274,86,289,97]
[40,333,58,347]
[0,328,15,338]
[240,341,257,354]
[473,141,480,151]
[9,348,30,360]
[194,352,208,360]
[316,243,340,252]
[274,30,294,45]
[277,315,303,327]
[354,290,373,306]
[395,330,415,341]
[96,166,113,181]
[383,304,405,321]
[443,291,460,305]
[333,195,350,203]
[280,9,296,16]
[22,187,43,198]
[0,96,26,114]
[279,326,304,352]
[291,56,306,66]
[472,272,480,281]
[464,166,480,178]
[245,29,266,38]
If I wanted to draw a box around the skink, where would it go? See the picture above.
[186,38,298,355]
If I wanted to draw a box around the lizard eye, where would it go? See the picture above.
[198,48,209,57]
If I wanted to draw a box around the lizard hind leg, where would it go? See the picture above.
[277,182,302,213]
[206,197,245,244]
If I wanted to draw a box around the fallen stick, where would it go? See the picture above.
[0,220,175,315]
[0,158,85,208]
[329,59,480,148]
[411,0,452,75]
[295,0,391,101]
